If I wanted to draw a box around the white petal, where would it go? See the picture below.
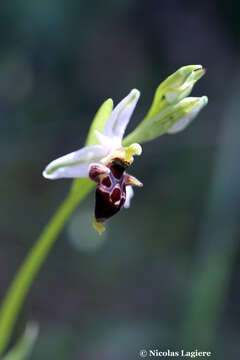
[124,185,134,208]
[103,89,140,143]
[43,145,108,179]
[94,130,121,151]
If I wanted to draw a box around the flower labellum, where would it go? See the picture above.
[89,144,142,234]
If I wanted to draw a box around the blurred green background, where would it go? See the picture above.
[1,1,240,359]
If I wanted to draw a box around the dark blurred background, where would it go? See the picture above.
[1,0,240,359]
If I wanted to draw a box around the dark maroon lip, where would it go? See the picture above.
[94,163,127,223]
[88,157,142,225]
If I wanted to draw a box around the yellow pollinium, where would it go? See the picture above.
[124,143,142,162]
[101,143,142,167]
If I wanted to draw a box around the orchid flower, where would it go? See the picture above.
[43,89,143,234]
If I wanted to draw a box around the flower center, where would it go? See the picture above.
[101,142,142,168]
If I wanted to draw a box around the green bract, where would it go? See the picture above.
[85,98,113,146]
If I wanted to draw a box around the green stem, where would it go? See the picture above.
[0,187,91,356]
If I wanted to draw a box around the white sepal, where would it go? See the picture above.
[43,145,108,179]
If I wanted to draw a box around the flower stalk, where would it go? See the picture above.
[0,192,80,355]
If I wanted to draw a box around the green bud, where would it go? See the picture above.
[144,65,206,122]
[123,96,208,145]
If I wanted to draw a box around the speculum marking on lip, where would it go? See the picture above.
[102,176,111,187]
[111,188,121,203]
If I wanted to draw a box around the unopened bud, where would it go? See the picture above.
[123,96,208,144]
[144,65,206,122]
